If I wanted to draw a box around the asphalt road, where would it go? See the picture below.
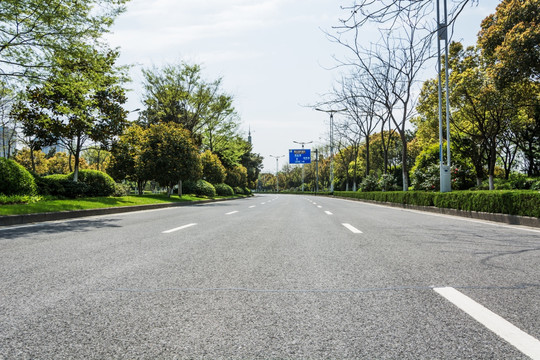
[1,194,539,359]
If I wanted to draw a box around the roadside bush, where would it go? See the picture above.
[181,179,216,197]
[214,183,234,196]
[243,187,252,195]
[38,174,89,198]
[234,186,244,195]
[0,157,37,196]
[0,194,42,205]
[113,183,130,197]
[359,174,380,192]
[193,179,216,197]
[67,170,116,197]
[378,173,398,191]
[335,190,540,218]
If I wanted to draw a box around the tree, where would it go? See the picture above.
[108,124,148,194]
[329,4,435,190]
[14,148,48,175]
[478,0,540,85]
[200,150,226,184]
[139,62,237,143]
[225,165,248,189]
[0,0,128,81]
[13,45,128,182]
[141,123,202,196]
[449,43,517,189]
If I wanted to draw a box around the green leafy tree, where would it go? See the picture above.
[200,150,226,184]
[478,0,540,85]
[0,0,128,81]
[14,148,48,175]
[449,43,517,189]
[141,123,202,196]
[108,124,148,194]
[13,45,128,182]
[225,165,248,189]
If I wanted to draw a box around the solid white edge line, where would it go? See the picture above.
[434,287,540,359]
[226,211,239,215]
[342,223,362,234]
[162,223,197,234]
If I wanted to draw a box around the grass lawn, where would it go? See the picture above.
[0,194,231,216]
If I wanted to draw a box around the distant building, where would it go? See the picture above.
[0,126,16,158]
[42,143,67,156]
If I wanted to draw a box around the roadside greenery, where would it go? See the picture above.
[334,190,540,218]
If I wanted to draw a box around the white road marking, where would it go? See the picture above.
[226,211,239,215]
[434,287,540,359]
[261,202,266,205]
[317,205,323,208]
[162,223,197,234]
[249,206,256,208]
[325,211,333,215]
[342,223,363,233]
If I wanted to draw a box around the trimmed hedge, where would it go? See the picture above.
[67,170,116,197]
[214,183,234,196]
[334,190,540,218]
[183,179,216,197]
[38,174,89,198]
[0,158,37,196]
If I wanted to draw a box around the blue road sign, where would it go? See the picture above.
[289,149,311,164]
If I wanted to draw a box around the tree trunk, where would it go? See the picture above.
[400,131,409,191]
[30,147,36,172]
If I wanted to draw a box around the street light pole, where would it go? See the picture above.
[315,108,347,192]
[269,155,284,192]
[437,0,452,192]
[293,140,312,192]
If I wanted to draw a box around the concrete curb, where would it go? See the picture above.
[332,196,540,228]
[0,197,242,227]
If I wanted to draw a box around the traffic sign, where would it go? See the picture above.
[289,149,311,164]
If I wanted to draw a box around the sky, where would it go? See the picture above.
[105,0,501,172]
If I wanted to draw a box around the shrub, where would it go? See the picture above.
[243,187,252,195]
[0,194,42,205]
[38,174,89,198]
[0,158,37,196]
[113,183,130,197]
[335,190,540,218]
[181,179,197,195]
[67,170,116,197]
[359,174,380,192]
[193,179,216,197]
[378,173,398,191]
[214,183,234,196]
[234,186,244,195]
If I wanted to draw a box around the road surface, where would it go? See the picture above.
[1,194,539,359]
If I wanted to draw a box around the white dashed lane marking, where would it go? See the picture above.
[342,223,362,234]
[162,223,197,234]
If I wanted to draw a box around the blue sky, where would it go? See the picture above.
[106,0,501,172]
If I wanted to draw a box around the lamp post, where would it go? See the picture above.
[437,0,452,192]
[293,140,312,192]
[269,155,284,192]
[315,108,347,192]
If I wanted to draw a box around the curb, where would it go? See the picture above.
[332,196,540,228]
[0,197,241,227]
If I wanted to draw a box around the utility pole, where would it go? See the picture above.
[437,0,452,192]
[269,155,284,192]
[315,108,347,192]
[315,149,319,193]
[293,140,312,192]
